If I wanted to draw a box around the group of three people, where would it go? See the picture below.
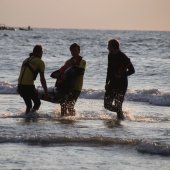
[17,39,135,120]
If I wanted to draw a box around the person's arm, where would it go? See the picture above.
[105,55,111,85]
[51,58,74,79]
[105,66,111,90]
[126,61,135,76]
[50,70,61,79]
[117,56,135,78]
[106,66,110,85]
[115,62,135,78]
[40,72,48,97]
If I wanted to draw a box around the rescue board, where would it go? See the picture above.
[37,87,66,103]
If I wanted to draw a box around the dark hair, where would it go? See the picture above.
[108,39,119,49]
[70,43,80,51]
[33,45,42,55]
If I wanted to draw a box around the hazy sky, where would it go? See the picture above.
[1,0,170,31]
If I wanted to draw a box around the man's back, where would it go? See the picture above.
[18,56,45,85]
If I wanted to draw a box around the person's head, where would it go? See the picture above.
[32,45,43,58]
[108,39,120,54]
[70,43,80,57]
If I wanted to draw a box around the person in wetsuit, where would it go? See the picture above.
[51,43,86,116]
[104,39,135,120]
[17,45,48,114]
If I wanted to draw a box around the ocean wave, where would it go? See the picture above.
[0,81,170,107]
[81,89,170,107]
[126,89,170,106]
[0,135,139,146]
[1,134,170,156]
[0,81,17,94]
[137,141,170,156]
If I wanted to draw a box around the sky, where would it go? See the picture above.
[1,0,170,31]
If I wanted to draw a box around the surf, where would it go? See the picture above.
[1,81,170,107]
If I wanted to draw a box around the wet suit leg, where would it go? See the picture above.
[104,90,118,112]
[67,91,80,116]
[18,85,41,114]
[115,92,125,120]
[57,77,73,117]
[60,100,76,117]
[31,89,41,112]
[60,102,67,117]
[22,96,32,114]
[60,90,80,116]
[59,92,70,117]
[104,89,125,120]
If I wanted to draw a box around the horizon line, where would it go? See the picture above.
[1,24,170,32]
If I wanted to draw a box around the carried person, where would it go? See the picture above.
[104,39,135,120]
[17,45,48,114]
[51,43,86,116]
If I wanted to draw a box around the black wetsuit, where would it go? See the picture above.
[104,50,135,116]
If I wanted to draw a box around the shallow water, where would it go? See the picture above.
[0,95,170,169]
[0,29,170,169]
[1,143,169,170]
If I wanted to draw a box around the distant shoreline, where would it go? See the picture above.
[0,24,33,31]
[1,25,169,32]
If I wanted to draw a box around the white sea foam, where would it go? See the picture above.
[137,141,170,156]
[0,81,17,94]
[1,82,170,107]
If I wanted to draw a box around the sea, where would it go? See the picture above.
[0,28,170,170]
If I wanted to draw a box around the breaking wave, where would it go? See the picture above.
[0,81,170,107]
[137,141,170,156]
[0,133,170,156]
